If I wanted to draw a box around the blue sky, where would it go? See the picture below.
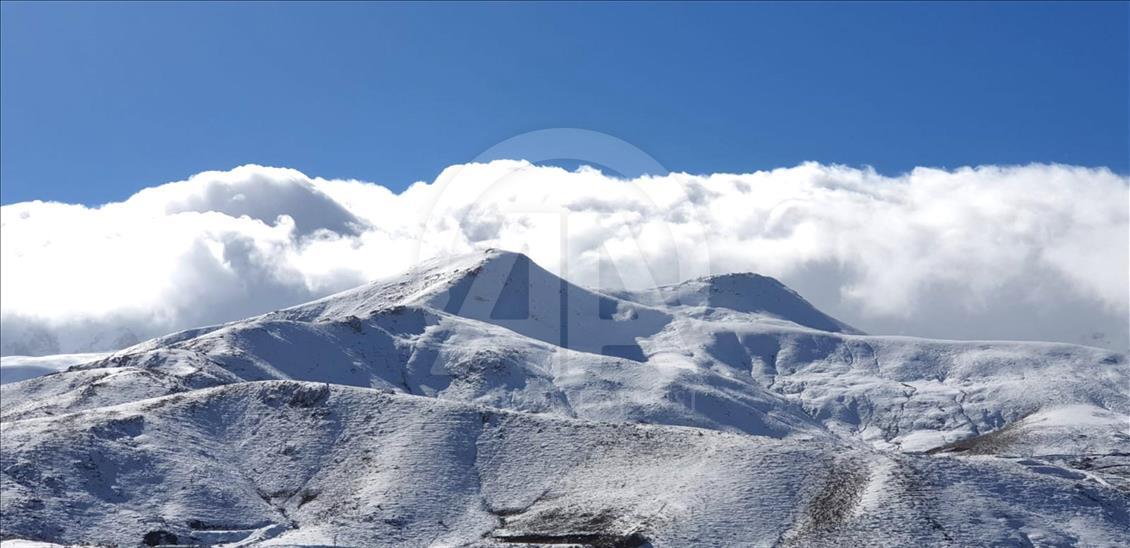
[1,1,1127,205]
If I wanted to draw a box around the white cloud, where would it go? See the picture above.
[2,161,1127,355]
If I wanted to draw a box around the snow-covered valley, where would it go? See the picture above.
[2,250,1127,546]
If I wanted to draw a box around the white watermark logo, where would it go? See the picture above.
[404,128,714,412]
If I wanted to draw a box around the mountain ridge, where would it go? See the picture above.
[2,249,1127,546]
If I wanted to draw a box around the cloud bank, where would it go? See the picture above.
[2,161,1127,355]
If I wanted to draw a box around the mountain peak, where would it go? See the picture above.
[272,248,522,322]
[267,249,667,361]
[616,271,861,334]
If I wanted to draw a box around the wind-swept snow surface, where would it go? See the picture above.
[2,250,1127,546]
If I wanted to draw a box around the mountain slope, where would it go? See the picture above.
[613,272,861,334]
[3,381,1127,547]
[2,250,1127,546]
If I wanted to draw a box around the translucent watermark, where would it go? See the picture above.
[405,128,715,417]
[410,128,713,286]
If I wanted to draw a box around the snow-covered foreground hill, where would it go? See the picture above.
[2,250,1127,546]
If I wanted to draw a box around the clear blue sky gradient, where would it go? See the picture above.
[2,1,1127,205]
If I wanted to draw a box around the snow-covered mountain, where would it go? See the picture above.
[2,250,1127,547]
